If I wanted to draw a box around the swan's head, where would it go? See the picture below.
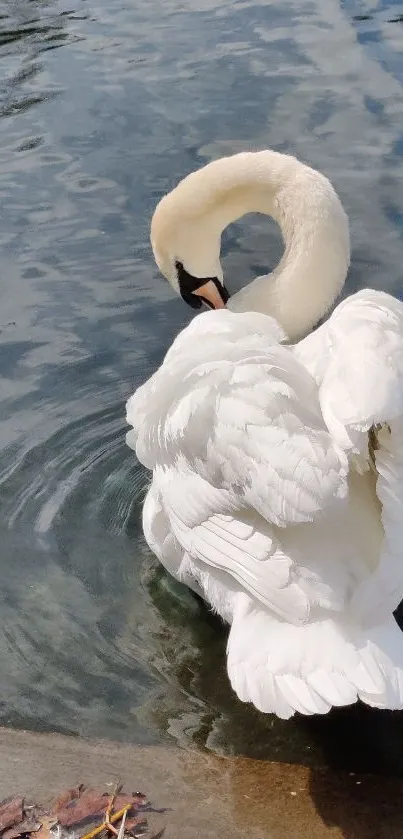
[150,189,230,310]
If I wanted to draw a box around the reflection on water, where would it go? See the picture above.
[1,0,403,775]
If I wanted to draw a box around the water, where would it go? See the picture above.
[1,0,403,775]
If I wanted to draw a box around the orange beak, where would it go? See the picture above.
[193,280,228,310]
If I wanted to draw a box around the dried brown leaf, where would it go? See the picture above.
[53,787,83,812]
[128,795,146,810]
[55,790,106,829]
[55,789,141,830]
[110,796,140,815]
[2,819,42,839]
[124,816,146,836]
[34,816,57,839]
[0,799,24,833]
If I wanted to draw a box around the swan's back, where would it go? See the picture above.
[127,298,403,719]
[127,309,348,529]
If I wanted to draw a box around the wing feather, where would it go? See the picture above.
[127,309,349,625]
[296,290,403,619]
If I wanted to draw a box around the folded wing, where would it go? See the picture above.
[127,309,349,625]
[295,289,403,619]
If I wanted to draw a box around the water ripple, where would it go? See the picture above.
[0,0,403,773]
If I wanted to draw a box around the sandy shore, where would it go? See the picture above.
[0,727,402,838]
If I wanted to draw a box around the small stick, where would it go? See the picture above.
[79,804,132,839]
[105,781,124,836]
[116,808,127,839]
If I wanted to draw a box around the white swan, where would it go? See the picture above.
[126,150,403,718]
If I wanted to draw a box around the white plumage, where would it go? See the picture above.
[126,150,403,718]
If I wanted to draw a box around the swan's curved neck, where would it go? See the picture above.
[154,151,350,340]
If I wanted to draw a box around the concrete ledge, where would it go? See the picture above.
[1,728,402,838]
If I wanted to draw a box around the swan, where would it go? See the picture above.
[126,150,403,718]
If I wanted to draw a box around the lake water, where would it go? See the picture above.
[1,0,403,777]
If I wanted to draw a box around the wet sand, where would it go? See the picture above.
[0,728,402,838]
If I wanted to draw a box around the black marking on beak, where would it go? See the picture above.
[176,261,230,309]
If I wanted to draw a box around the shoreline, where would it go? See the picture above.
[1,727,403,838]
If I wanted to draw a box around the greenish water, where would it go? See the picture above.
[1,0,403,776]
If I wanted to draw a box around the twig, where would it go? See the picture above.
[116,809,127,839]
[104,784,122,837]
[78,804,132,839]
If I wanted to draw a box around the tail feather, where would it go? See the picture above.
[359,623,403,708]
[227,594,403,718]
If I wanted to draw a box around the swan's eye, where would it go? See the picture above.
[175,261,230,310]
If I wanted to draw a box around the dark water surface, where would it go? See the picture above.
[1,0,403,775]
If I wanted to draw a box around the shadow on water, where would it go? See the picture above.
[308,770,403,839]
[143,564,403,773]
[142,569,403,835]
